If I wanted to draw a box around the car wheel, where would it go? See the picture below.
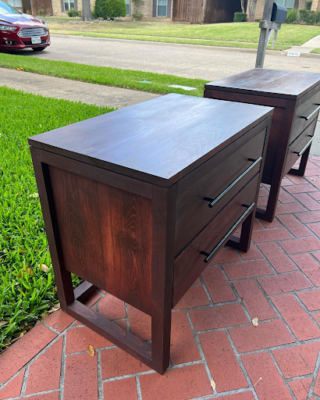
[32,47,46,52]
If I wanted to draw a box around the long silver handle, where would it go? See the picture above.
[204,157,262,209]
[294,136,314,157]
[300,104,320,121]
[200,202,255,263]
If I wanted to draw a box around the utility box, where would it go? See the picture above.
[271,3,287,23]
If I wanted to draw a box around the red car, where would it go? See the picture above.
[0,1,50,52]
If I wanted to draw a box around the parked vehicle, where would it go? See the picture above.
[0,1,50,52]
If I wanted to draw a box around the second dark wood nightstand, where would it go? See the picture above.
[205,69,320,222]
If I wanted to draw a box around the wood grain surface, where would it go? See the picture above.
[205,69,320,100]
[28,94,273,186]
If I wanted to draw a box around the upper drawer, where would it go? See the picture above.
[290,90,320,144]
[174,126,267,256]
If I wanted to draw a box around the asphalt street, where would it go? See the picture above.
[17,34,320,81]
[5,34,320,154]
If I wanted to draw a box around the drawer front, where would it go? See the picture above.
[174,128,266,255]
[173,174,259,306]
[290,90,320,144]
[285,118,317,176]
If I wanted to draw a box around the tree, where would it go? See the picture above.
[241,0,247,13]
[248,0,258,18]
[81,0,94,21]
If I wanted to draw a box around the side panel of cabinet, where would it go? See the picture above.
[49,166,153,315]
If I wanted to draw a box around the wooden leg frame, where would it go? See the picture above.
[256,143,312,223]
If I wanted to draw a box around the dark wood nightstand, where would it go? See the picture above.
[205,69,320,222]
[29,94,272,374]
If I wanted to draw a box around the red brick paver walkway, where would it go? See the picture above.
[2,156,320,400]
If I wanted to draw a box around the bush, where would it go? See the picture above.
[105,0,126,19]
[94,0,125,19]
[132,13,143,20]
[94,0,106,18]
[316,11,320,23]
[234,12,247,22]
[306,1,312,10]
[299,9,317,24]
[67,7,80,16]
[286,9,298,23]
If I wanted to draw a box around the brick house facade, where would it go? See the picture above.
[311,0,320,10]
[51,0,173,19]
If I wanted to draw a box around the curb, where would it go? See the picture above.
[50,34,289,55]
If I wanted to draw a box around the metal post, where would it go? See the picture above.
[255,0,275,68]
[272,29,278,49]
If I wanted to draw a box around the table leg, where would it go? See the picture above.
[288,143,311,177]
[227,208,255,253]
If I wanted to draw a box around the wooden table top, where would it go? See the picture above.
[29,94,273,186]
[205,69,320,100]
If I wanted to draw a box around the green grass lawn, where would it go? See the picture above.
[311,48,320,53]
[0,53,207,96]
[0,87,114,352]
[45,19,320,47]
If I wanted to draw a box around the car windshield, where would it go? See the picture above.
[0,1,20,14]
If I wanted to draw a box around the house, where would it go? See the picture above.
[3,0,53,15]
[3,0,248,23]
[52,0,247,22]
[247,0,320,20]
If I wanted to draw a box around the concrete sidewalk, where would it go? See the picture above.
[1,66,319,156]
[287,35,320,55]
[0,67,159,109]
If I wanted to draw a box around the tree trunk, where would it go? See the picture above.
[293,0,299,9]
[241,0,246,13]
[249,0,258,18]
[81,0,94,21]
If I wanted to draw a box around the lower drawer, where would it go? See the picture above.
[172,173,259,307]
[284,118,317,176]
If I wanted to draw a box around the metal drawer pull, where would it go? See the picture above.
[300,104,320,121]
[204,157,262,208]
[200,202,255,263]
[294,136,314,157]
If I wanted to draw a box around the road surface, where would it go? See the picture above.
[16,34,320,81]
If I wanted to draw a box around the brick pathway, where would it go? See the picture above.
[2,156,320,400]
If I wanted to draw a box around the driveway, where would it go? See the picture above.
[17,34,320,81]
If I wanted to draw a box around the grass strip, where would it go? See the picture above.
[311,48,320,54]
[45,19,320,46]
[50,30,290,50]
[0,53,207,96]
[0,86,113,351]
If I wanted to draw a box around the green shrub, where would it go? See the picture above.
[132,13,143,20]
[67,7,80,16]
[316,11,320,23]
[94,0,107,18]
[305,1,312,10]
[299,9,317,24]
[234,12,247,22]
[286,9,298,23]
[105,0,126,19]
